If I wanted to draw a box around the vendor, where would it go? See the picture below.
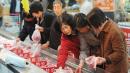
[75,0,93,15]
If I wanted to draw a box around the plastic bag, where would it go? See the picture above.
[0,49,30,68]
[32,29,41,43]
[31,43,41,57]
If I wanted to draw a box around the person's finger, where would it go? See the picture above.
[75,67,82,73]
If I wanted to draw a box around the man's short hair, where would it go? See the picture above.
[87,7,107,28]
[30,1,43,13]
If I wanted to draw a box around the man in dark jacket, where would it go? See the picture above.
[29,1,54,44]
[17,2,54,45]
[42,0,65,50]
[18,13,36,41]
[49,0,65,50]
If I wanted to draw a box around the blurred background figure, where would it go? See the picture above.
[0,1,3,27]
[47,0,54,10]
[68,0,76,6]
[41,0,65,50]
[75,0,93,15]
[15,0,20,13]
[10,0,16,14]
[44,0,65,50]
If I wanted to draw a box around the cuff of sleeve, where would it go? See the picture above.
[105,57,112,64]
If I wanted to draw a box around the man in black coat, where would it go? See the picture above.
[17,2,54,45]
[41,0,65,50]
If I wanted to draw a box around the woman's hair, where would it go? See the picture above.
[30,1,43,13]
[74,13,91,28]
[61,12,76,30]
[87,7,107,28]
[53,0,65,8]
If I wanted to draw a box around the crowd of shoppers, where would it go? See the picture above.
[17,0,129,73]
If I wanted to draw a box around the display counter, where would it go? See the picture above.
[0,29,108,73]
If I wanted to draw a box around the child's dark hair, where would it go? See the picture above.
[30,1,43,13]
[61,12,76,30]
[87,7,107,28]
[74,13,91,28]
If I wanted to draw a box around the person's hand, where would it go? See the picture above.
[41,42,49,49]
[38,27,44,32]
[35,24,44,32]
[57,45,61,50]
[68,51,75,58]
[16,37,20,43]
[96,57,106,65]
[75,60,84,73]
[85,56,97,69]
[75,66,82,73]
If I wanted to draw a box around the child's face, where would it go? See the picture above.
[53,3,62,16]
[61,24,72,35]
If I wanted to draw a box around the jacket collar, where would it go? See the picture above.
[101,19,112,33]
[97,19,112,39]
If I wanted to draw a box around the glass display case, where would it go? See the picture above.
[0,29,111,73]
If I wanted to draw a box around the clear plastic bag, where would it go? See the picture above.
[31,29,41,43]
[31,43,41,57]
[0,49,30,68]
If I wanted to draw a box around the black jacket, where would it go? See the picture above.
[19,12,54,44]
[38,12,55,44]
[18,14,36,41]
[49,15,62,50]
